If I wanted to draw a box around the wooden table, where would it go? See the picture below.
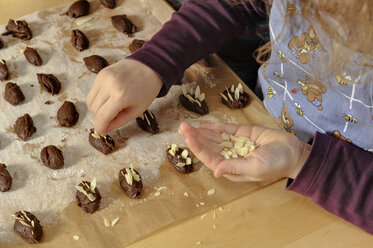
[1,1,372,247]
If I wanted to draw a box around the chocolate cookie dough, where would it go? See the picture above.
[40,145,64,170]
[5,82,25,106]
[14,114,36,141]
[37,73,61,95]
[0,59,9,81]
[2,19,32,40]
[0,163,12,192]
[12,211,43,244]
[221,83,249,109]
[0,38,5,49]
[75,179,101,214]
[100,0,116,9]
[179,85,209,115]
[119,165,143,198]
[83,55,108,74]
[24,47,42,66]
[111,15,137,37]
[65,0,90,18]
[129,39,145,53]
[57,101,79,127]
[71,29,89,52]
[167,144,193,174]
[89,129,115,155]
[136,110,159,134]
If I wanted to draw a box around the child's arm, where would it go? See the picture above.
[179,122,373,234]
[127,0,264,96]
[87,0,265,135]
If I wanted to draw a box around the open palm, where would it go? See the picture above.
[178,122,310,182]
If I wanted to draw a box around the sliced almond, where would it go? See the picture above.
[139,114,144,120]
[220,93,228,101]
[227,91,234,102]
[90,178,96,191]
[207,189,216,195]
[183,192,189,197]
[200,213,208,219]
[186,157,192,165]
[157,186,167,191]
[238,83,243,93]
[144,113,150,126]
[195,85,201,99]
[111,217,120,227]
[195,99,202,107]
[168,149,175,157]
[220,150,230,160]
[230,84,235,93]
[154,191,161,196]
[181,149,188,159]
[198,93,205,102]
[234,87,240,100]
[147,110,154,119]
[171,144,178,153]
[104,218,110,227]
[213,224,217,229]
[76,16,94,26]
[91,130,100,139]
[87,193,96,202]
[19,48,25,54]
[196,240,202,245]
[221,141,233,148]
[186,94,195,103]
[73,235,80,240]
[176,162,186,167]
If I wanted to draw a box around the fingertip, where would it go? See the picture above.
[178,122,194,136]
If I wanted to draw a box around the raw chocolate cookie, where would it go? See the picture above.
[83,55,108,74]
[221,83,249,109]
[0,38,5,49]
[166,144,193,174]
[24,47,42,66]
[111,15,137,37]
[75,179,101,214]
[0,59,9,81]
[2,19,32,40]
[179,85,209,115]
[57,101,79,127]
[0,163,12,192]
[136,110,159,134]
[129,39,145,53]
[100,0,116,9]
[71,29,89,52]
[119,166,143,198]
[14,114,36,141]
[40,145,64,170]
[65,0,90,18]
[12,211,43,244]
[89,129,115,155]
[36,73,61,95]
[5,82,25,106]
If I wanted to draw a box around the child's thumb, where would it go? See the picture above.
[214,159,247,178]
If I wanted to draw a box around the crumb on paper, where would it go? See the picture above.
[200,213,208,220]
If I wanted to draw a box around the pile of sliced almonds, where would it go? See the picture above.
[139,109,155,126]
[182,84,205,107]
[219,133,257,159]
[168,144,192,167]
[221,83,243,102]
[75,178,97,202]
[122,164,140,185]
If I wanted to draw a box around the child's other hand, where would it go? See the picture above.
[86,59,163,136]
[178,122,311,182]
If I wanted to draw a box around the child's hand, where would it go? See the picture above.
[178,122,311,181]
[86,59,163,136]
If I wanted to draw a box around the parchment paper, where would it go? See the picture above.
[0,1,278,247]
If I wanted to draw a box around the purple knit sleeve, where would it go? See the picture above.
[287,132,373,234]
[127,0,264,97]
